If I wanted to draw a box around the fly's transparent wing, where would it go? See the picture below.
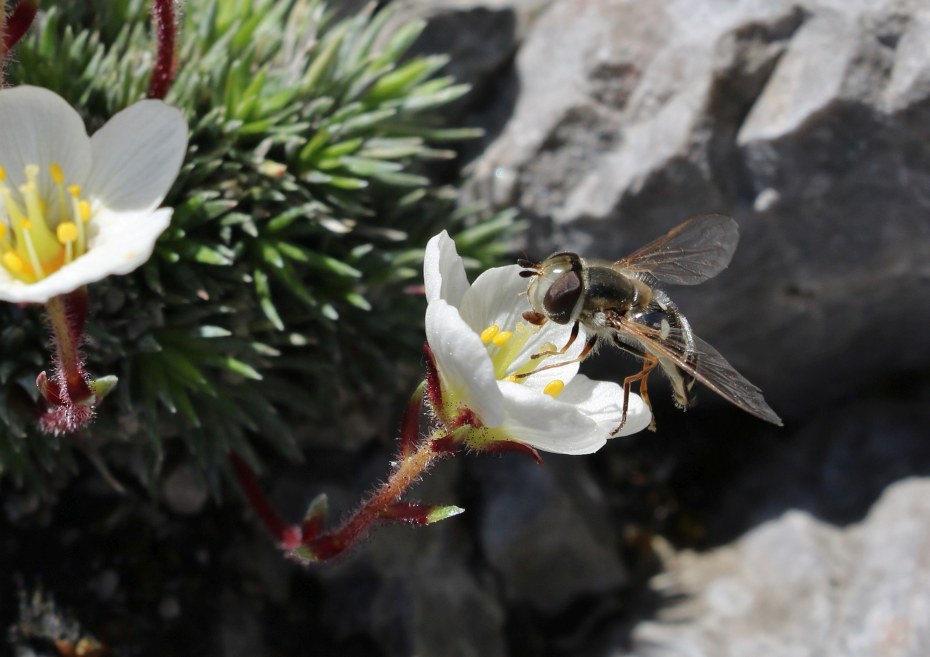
[615,214,739,285]
[607,314,782,425]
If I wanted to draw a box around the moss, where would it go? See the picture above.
[0,0,519,488]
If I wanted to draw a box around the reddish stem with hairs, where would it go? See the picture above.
[148,0,177,100]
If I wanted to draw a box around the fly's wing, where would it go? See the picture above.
[608,313,783,425]
[614,214,739,286]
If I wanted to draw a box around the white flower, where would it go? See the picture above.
[423,231,651,455]
[0,86,188,303]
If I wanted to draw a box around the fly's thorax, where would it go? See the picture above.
[579,261,641,317]
[527,252,586,325]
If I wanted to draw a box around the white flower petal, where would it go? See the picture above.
[84,206,174,276]
[458,264,529,332]
[85,100,188,212]
[425,299,504,426]
[558,375,653,437]
[0,86,91,191]
[0,208,173,303]
[495,380,608,455]
[423,230,470,306]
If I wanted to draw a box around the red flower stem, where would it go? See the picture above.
[44,290,93,404]
[398,380,425,458]
[148,0,177,100]
[229,451,302,549]
[423,342,444,414]
[0,4,6,88]
[3,1,35,52]
[303,435,449,561]
[0,0,38,89]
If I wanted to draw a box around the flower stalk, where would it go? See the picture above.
[229,451,303,549]
[148,0,177,100]
[0,0,37,86]
[0,4,5,88]
[43,290,93,405]
[36,290,95,434]
[293,434,453,562]
[230,408,461,562]
[2,1,36,54]
[36,289,120,435]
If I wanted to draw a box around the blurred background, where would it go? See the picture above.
[4,0,930,655]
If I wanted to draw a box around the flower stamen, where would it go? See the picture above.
[543,380,565,397]
[57,222,78,264]
[49,163,64,185]
[480,325,499,344]
[3,252,24,273]
[0,163,93,282]
[18,221,46,278]
[491,330,513,347]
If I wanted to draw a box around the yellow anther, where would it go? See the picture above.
[57,222,79,243]
[67,184,81,197]
[0,223,6,240]
[3,252,24,273]
[492,331,513,347]
[505,375,520,382]
[50,163,64,185]
[543,380,565,397]
[23,165,40,193]
[0,166,6,181]
[20,220,32,231]
[79,200,91,222]
[480,325,500,344]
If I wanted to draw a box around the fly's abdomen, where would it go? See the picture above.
[629,292,698,409]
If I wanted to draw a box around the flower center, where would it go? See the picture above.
[481,321,565,396]
[0,163,92,283]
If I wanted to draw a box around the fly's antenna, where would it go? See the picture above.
[517,257,539,277]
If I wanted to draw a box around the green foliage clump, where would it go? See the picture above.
[0,0,517,489]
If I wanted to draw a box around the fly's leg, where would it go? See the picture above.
[530,320,579,360]
[611,339,659,434]
[512,333,598,380]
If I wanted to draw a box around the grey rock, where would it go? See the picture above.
[478,455,629,614]
[315,456,509,657]
[625,477,930,657]
[707,386,930,537]
[460,0,930,418]
[387,0,553,131]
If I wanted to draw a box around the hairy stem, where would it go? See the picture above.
[148,0,177,99]
[0,3,6,87]
[229,451,303,549]
[44,289,92,404]
[231,421,453,560]
[301,434,448,561]
[2,1,36,53]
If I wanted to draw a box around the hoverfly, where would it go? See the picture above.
[518,214,782,433]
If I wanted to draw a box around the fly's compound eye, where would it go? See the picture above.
[543,269,583,324]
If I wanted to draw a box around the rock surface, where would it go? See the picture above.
[454,0,930,419]
[628,477,930,657]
